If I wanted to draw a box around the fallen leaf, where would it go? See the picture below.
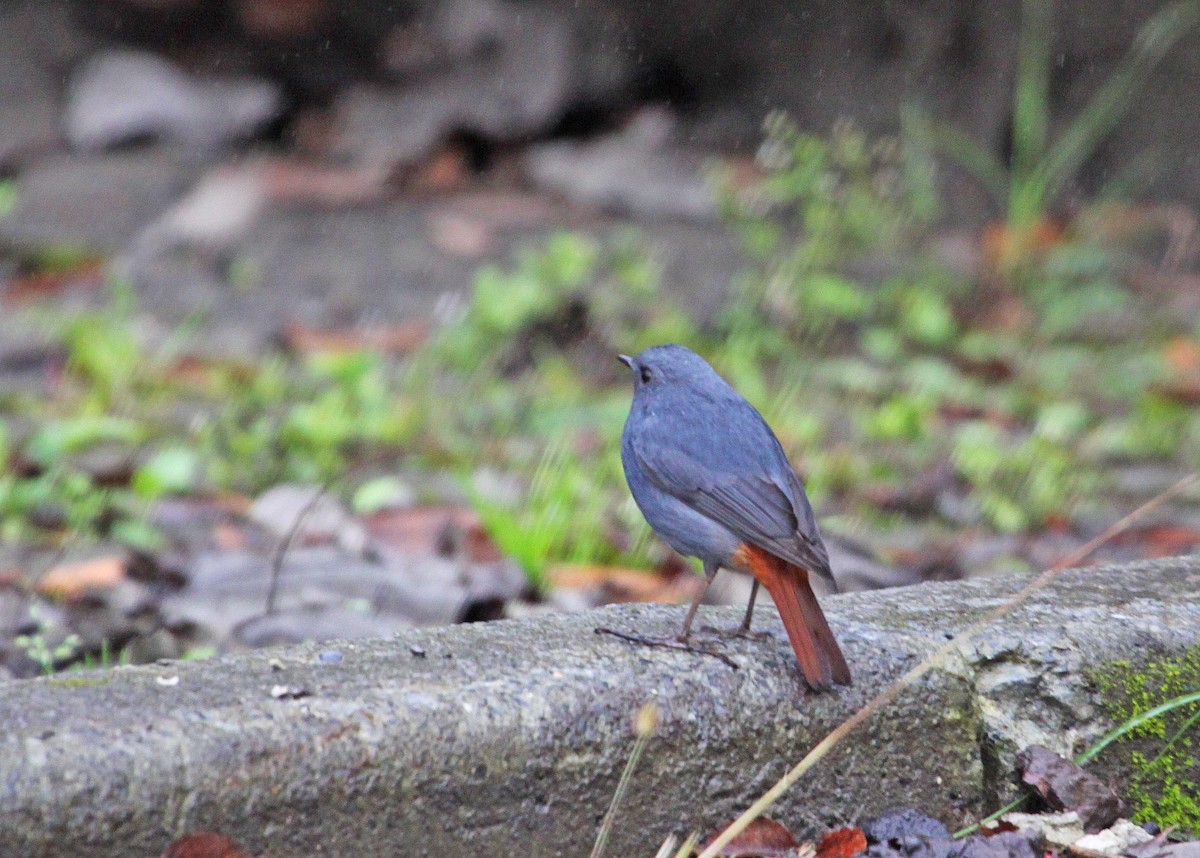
[978,821,1019,837]
[816,827,867,858]
[36,556,126,600]
[1126,525,1200,557]
[364,505,501,562]
[546,563,689,605]
[1016,745,1125,832]
[407,143,472,192]
[700,817,804,858]
[261,157,391,207]
[1164,338,1200,374]
[212,521,252,551]
[282,320,427,355]
[1148,380,1200,407]
[427,211,494,257]
[235,0,330,39]
[161,831,253,858]
[3,260,104,306]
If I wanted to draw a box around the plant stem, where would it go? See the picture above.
[1010,0,1055,226]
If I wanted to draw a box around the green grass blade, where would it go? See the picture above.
[1011,0,1055,216]
[1041,0,1200,199]
[1075,688,1200,765]
[923,120,1010,206]
[955,687,1200,838]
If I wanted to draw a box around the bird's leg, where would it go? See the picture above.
[677,561,720,641]
[593,561,740,669]
[739,579,760,632]
[702,577,771,640]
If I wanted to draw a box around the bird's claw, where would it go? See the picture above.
[594,626,739,669]
[699,623,773,641]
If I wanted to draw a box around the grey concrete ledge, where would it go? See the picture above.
[1,558,1199,857]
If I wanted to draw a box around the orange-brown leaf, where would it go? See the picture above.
[161,831,252,858]
[816,827,868,858]
[282,320,427,356]
[546,563,689,604]
[701,816,801,857]
[37,556,125,600]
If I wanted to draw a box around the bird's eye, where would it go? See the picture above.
[640,366,652,383]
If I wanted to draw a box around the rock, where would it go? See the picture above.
[248,484,369,557]
[234,605,413,648]
[825,533,939,593]
[0,2,92,165]
[861,807,952,843]
[4,559,1199,856]
[160,546,394,642]
[1002,812,1086,849]
[64,49,282,150]
[1072,819,1154,855]
[136,163,271,253]
[524,109,717,221]
[334,0,617,167]
[0,150,201,253]
[1016,745,1125,832]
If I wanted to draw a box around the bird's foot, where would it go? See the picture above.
[594,627,739,669]
[699,623,773,641]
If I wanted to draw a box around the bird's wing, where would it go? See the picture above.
[630,421,832,581]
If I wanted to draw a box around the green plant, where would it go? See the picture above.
[0,179,18,218]
[720,115,939,339]
[913,0,1199,230]
[1090,653,1200,836]
[951,419,1096,531]
[14,603,82,675]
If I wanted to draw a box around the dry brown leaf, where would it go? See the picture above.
[212,521,252,551]
[404,144,471,192]
[547,563,689,604]
[815,827,868,858]
[364,505,501,562]
[427,212,494,257]
[4,260,105,306]
[1017,745,1124,832]
[282,320,428,356]
[700,816,804,858]
[261,158,391,207]
[236,0,329,39]
[37,556,126,600]
[160,831,253,858]
[1165,338,1200,374]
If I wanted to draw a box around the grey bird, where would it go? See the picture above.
[618,344,851,690]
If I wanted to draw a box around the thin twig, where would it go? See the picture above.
[595,626,740,669]
[264,485,328,616]
[695,473,1198,858]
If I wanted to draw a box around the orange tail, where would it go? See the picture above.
[735,544,851,691]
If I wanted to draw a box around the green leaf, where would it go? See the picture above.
[0,180,17,218]
[900,288,957,347]
[27,417,144,466]
[352,476,414,515]
[803,273,868,320]
[132,447,201,499]
[110,517,167,552]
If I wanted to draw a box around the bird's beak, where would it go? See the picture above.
[617,354,633,368]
